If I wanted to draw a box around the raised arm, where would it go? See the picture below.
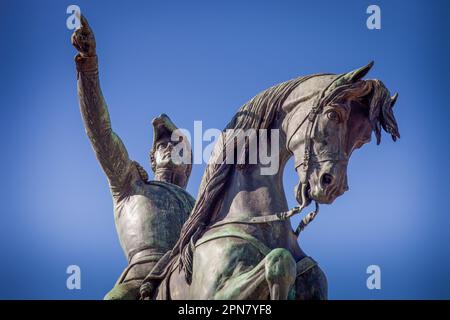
[72,15,132,194]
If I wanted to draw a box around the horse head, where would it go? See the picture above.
[282,62,400,208]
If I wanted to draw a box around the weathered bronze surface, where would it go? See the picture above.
[72,16,195,300]
[72,16,399,300]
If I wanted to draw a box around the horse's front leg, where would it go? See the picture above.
[189,237,266,299]
[213,248,297,300]
[294,263,328,300]
[264,248,297,300]
[213,254,268,300]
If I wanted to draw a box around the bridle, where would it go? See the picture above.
[209,75,350,237]
[287,74,350,180]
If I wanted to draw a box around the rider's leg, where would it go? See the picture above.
[103,279,141,300]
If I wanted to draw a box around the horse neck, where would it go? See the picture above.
[215,131,291,222]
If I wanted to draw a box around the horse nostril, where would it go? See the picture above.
[321,173,334,187]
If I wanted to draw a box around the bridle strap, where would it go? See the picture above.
[300,104,320,183]
[285,110,309,156]
[207,203,320,238]
[294,158,349,172]
[288,73,348,181]
[208,210,293,229]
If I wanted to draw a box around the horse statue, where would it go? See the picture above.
[140,61,400,300]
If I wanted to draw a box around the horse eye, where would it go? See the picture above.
[326,111,340,122]
[158,142,168,149]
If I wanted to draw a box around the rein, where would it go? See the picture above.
[207,202,320,238]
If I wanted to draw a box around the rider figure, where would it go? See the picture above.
[72,15,195,300]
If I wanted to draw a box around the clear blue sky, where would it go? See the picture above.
[0,0,449,299]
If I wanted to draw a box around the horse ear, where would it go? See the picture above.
[391,93,398,108]
[325,61,375,95]
[342,61,374,83]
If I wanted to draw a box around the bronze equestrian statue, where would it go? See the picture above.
[72,15,400,300]
[71,16,195,300]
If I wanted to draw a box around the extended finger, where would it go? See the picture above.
[80,14,92,33]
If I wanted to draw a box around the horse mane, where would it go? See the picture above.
[174,75,314,283]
